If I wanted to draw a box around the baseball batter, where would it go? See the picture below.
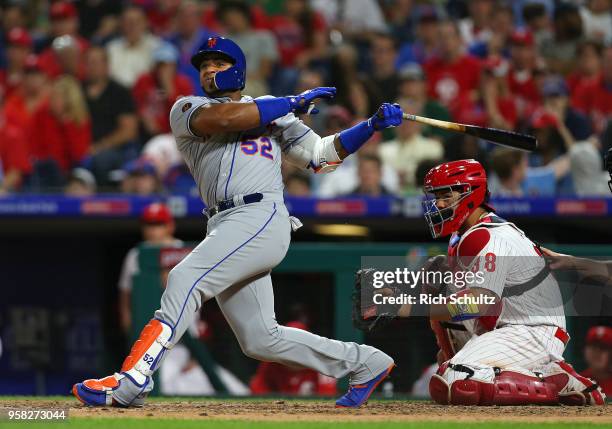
[72,37,399,408]
[419,160,604,405]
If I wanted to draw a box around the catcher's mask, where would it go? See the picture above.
[422,159,490,238]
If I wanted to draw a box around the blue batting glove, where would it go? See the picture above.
[286,87,337,115]
[368,103,403,130]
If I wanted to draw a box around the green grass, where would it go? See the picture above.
[1,420,611,429]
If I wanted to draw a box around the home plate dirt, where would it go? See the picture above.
[2,399,611,422]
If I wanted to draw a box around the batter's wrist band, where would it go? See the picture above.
[338,120,375,154]
[254,97,291,125]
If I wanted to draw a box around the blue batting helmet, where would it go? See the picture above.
[190,37,246,93]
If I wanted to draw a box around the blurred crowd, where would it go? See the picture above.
[0,0,611,197]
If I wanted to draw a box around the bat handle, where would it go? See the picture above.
[402,113,417,121]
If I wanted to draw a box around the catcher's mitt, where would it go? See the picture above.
[352,255,452,333]
[352,268,404,332]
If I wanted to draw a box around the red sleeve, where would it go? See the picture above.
[172,75,194,102]
[27,106,49,160]
[0,125,32,174]
[468,56,482,92]
[313,12,327,31]
[131,75,150,114]
[249,362,273,394]
[571,81,593,114]
[64,120,91,166]
[250,4,270,30]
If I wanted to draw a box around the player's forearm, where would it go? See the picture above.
[190,102,262,136]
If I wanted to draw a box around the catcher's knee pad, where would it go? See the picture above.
[543,361,605,406]
[430,363,558,405]
[121,319,174,387]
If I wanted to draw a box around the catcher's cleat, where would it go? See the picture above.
[335,364,395,408]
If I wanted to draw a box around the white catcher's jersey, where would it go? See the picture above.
[450,213,566,330]
[170,95,325,207]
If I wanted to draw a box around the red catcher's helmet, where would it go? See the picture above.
[422,159,489,238]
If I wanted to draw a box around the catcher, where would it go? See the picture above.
[354,159,605,406]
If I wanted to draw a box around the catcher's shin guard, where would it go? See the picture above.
[543,361,605,406]
[73,319,174,407]
[430,363,559,405]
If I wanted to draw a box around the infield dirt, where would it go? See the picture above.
[2,399,611,423]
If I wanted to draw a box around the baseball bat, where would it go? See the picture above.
[402,113,538,152]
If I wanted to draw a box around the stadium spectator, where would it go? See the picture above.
[269,0,328,69]
[328,44,370,118]
[0,100,31,194]
[470,4,514,59]
[541,76,592,142]
[567,40,603,94]
[39,2,89,80]
[64,167,97,197]
[84,45,138,188]
[527,110,573,195]
[217,0,278,97]
[540,3,585,75]
[75,0,122,42]
[521,2,553,50]
[458,0,494,46]
[142,0,181,37]
[579,0,612,42]
[396,4,442,67]
[569,138,610,196]
[481,56,518,130]
[581,326,612,396]
[141,134,183,180]
[489,146,571,197]
[310,0,387,40]
[48,35,84,80]
[489,148,528,197]
[106,5,161,88]
[268,0,328,95]
[0,3,28,35]
[363,33,400,114]
[2,55,48,131]
[250,321,337,396]
[201,1,269,34]
[384,0,417,46]
[423,20,482,120]
[378,99,443,192]
[120,157,160,196]
[347,154,395,197]
[572,44,612,136]
[132,42,193,140]
[507,29,542,122]
[28,76,91,190]
[0,28,32,100]
[166,0,215,95]
[284,171,312,197]
[396,63,451,143]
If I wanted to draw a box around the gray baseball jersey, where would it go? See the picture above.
[107,94,394,405]
[169,95,317,206]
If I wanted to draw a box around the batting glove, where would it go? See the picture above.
[286,87,337,115]
[368,103,403,130]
